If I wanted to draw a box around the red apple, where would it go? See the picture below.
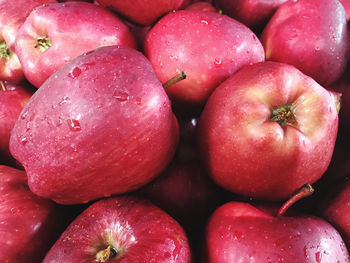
[42,196,192,262]
[0,81,33,162]
[9,45,179,204]
[95,0,185,26]
[185,2,217,12]
[144,10,264,105]
[0,0,56,83]
[0,165,61,263]
[214,0,288,31]
[205,201,350,262]
[0,81,33,163]
[198,61,338,201]
[340,0,350,21]
[15,1,136,88]
[137,160,220,233]
[319,178,350,250]
[261,0,349,86]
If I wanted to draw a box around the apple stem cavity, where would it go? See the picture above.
[270,104,297,126]
[95,245,118,262]
[162,71,186,89]
[35,36,51,52]
[0,41,12,59]
[277,184,314,217]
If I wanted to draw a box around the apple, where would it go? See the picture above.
[123,20,151,52]
[137,160,220,234]
[205,200,350,262]
[185,2,217,12]
[198,61,338,201]
[9,45,179,205]
[15,1,136,88]
[0,0,56,83]
[0,165,62,263]
[261,0,349,86]
[340,0,350,20]
[0,81,33,164]
[144,10,264,106]
[214,0,288,32]
[95,0,185,26]
[42,196,192,262]
[319,178,350,250]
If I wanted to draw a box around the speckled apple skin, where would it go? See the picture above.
[261,0,349,86]
[10,46,179,204]
[205,201,350,263]
[144,10,265,105]
[0,165,60,263]
[15,1,136,88]
[43,196,191,263]
[321,179,350,250]
[198,62,338,201]
[0,0,56,82]
[0,82,32,159]
[96,0,184,26]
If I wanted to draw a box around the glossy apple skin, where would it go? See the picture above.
[15,1,136,88]
[43,196,191,263]
[0,82,33,164]
[340,0,350,20]
[0,165,61,263]
[185,2,217,12]
[205,201,350,262]
[198,61,338,201]
[215,0,288,31]
[261,0,349,86]
[0,0,56,83]
[144,10,264,105]
[320,178,350,250]
[96,0,184,25]
[9,45,179,205]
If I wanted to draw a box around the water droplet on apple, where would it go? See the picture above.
[21,111,29,119]
[56,117,63,127]
[315,251,322,262]
[277,255,285,262]
[214,58,222,65]
[20,137,28,145]
[67,119,81,131]
[59,96,71,105]
[68,67,82,79]
[200,19,210,25]
[113,91,129,102]
[26,122,31,131]
[135,97,142,105]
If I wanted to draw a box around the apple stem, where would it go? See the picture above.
[0,42,12,59]
[162,71,186,89]
[277,184,314,217]
[270,104,297,126]
[0,81,6,91]
[35,36,51,52]
[95,245,118,262]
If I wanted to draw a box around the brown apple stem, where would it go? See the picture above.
[35,36,51,52]
[162,71,186,89]
[270,104,297,126]
[0,81,6,91]
[277,184,314,217]
[95,245,118,262]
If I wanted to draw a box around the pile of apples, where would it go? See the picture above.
[1,0,350,262]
